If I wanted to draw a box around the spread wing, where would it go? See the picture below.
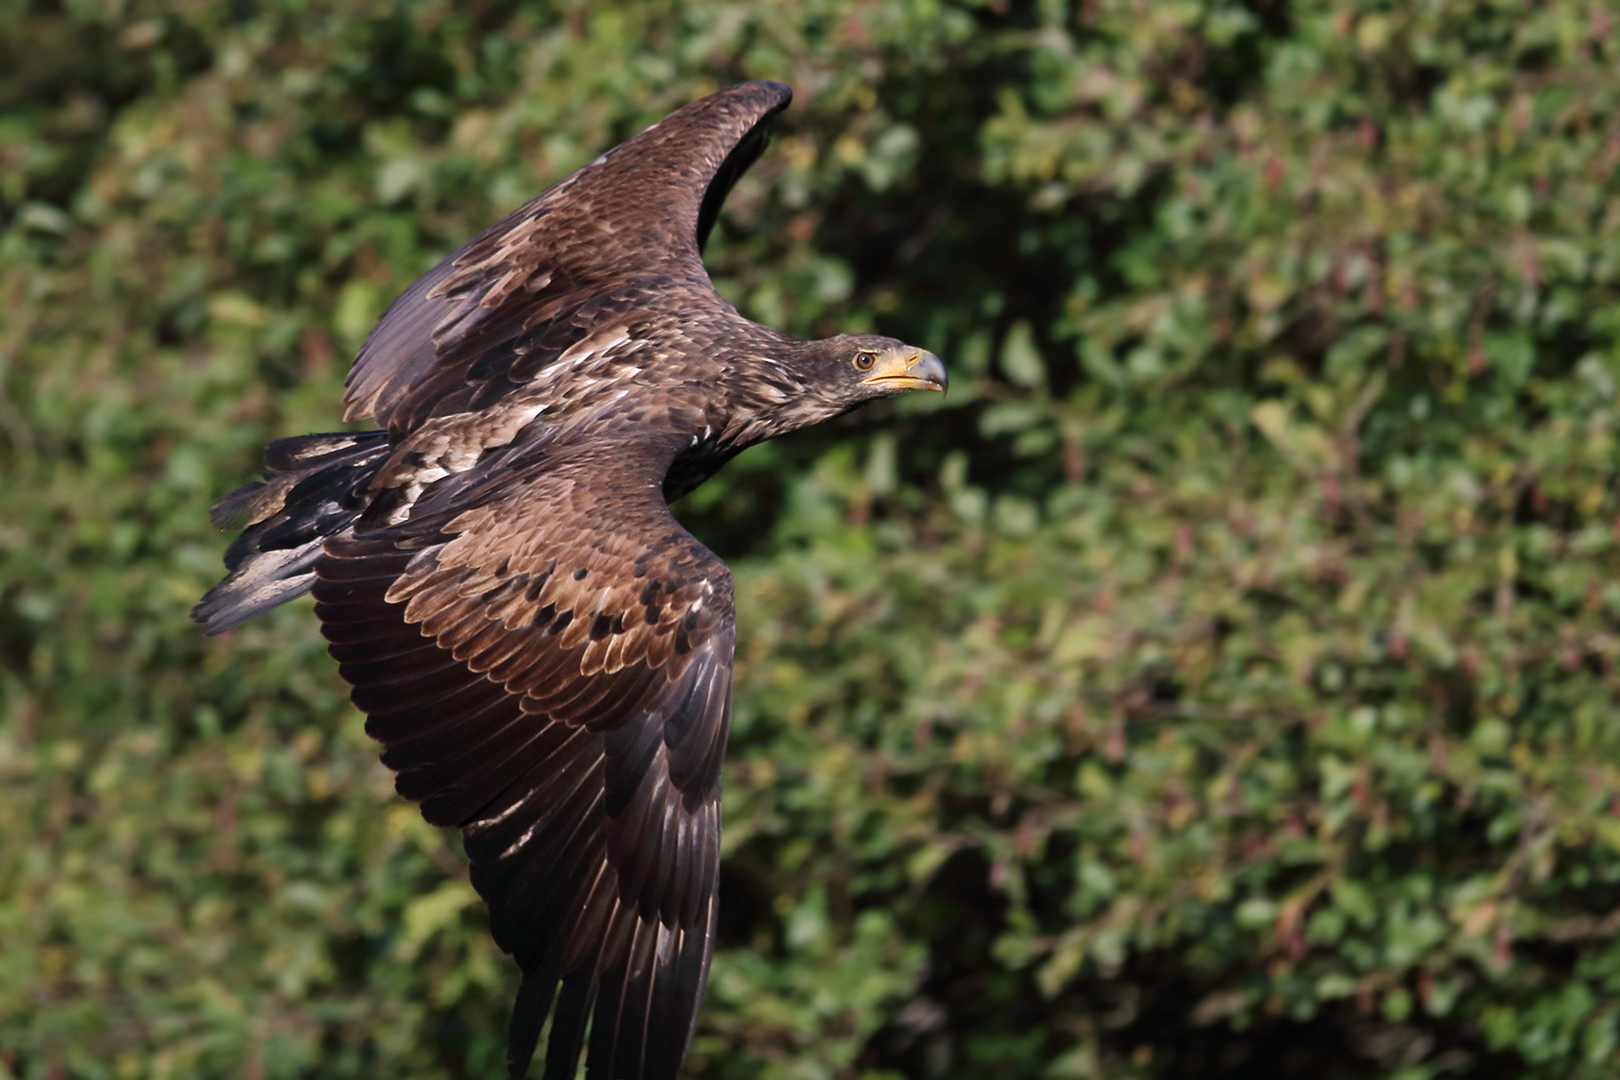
[310,451,734,1080]
[343,80,792,434]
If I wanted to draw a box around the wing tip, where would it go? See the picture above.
[735,78,791,105]
[507,971,556,1080]
[716,79,792,122]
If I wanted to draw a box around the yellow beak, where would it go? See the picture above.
[859,350,948,394]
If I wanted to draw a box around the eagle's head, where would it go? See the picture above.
[719,334,945,444]
[783,332,947,417]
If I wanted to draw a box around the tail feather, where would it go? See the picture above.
[193,431,393,634]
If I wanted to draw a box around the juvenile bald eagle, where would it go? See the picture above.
[193,81,945,1079]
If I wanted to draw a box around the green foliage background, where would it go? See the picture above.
[3,0,1619,1077]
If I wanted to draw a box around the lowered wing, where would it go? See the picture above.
[312,448,735,1080]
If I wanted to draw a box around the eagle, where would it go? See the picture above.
[193,80,945,1080]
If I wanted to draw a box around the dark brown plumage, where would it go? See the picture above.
[193,80,945,1080]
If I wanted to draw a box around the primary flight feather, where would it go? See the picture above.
[193,80,945,1080]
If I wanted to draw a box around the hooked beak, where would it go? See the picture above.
[859,350,948,395]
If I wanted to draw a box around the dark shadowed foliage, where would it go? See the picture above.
[2,1,1617,1078]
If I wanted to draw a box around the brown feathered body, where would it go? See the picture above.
[194,81,944,1080]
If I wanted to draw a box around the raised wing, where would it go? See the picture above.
[343,80,792,434]
[310,451,734,1080]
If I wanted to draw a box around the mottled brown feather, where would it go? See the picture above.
[313,441,732,1080]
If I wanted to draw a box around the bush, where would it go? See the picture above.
[2,1,1617,1077]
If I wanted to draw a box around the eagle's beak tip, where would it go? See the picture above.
[919,351,948,396]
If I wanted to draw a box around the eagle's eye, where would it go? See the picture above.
[852,350,878,372]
